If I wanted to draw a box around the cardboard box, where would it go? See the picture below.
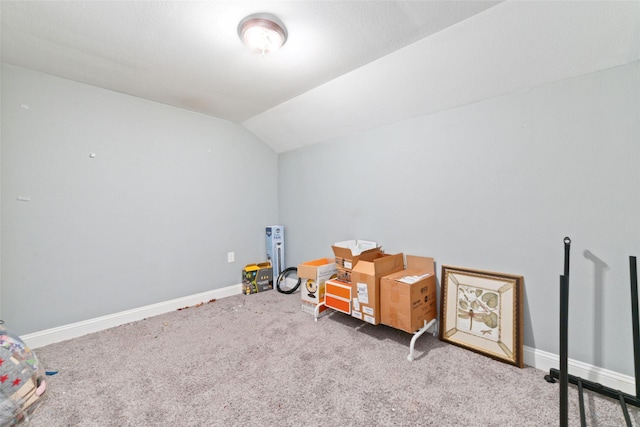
[350,253,404,325]
[298,258,338,314]
[325,279,352,315]
[242,262,273,294]
[336,267,352,283]
[331,240,381,270]
[380,255,437,333]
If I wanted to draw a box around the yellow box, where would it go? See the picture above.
[242,262,273,294]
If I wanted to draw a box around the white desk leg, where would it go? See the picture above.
[407,318,438,362]
[314,302,325,322]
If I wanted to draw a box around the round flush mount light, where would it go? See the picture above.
[238,13,287,55]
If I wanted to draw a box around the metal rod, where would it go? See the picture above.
[578,379,586,427]
[563,237,571,276]
[559,274,569,427]
[618,392,632,427]
[548,369,640,407]
[560,237,571,427]
[630,256,640,398]
[547,241,640,425]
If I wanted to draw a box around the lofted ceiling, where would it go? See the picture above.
[1,1,639,153]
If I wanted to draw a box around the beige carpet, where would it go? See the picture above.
[26,290,639,426]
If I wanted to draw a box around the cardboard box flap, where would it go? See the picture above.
[352,253,404,275]
[332,240,379,258]
[243,262,272,272]
[297,258,336,280]
[405,255,435,275]
[357,249,385,263]
[384,256,435,283]
[334,239,377,254]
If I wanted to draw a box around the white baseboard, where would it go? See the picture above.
[524,345,636,395]
[22,287,636,396]
[23,284,243,349]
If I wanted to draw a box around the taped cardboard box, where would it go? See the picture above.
[298,258,338,316]
[350,253,404,325]
[242,262,273,294]
[336,267,352,283]
[380,255,437,333]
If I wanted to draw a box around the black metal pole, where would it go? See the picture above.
[578,379,586,427]
[563,237,571,277]
[560,274,569,427]
[559,237,571,427]
[547,248,640,416]
[630,256,639,399]
[619,392,633,427]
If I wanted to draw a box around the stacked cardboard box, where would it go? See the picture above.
[350,252,404,325]
[331,240,381,283]
[298,258,338,316]
[380,256,437,333]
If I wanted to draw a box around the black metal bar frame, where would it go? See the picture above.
[631,255,639,398]
[545,241,639,427]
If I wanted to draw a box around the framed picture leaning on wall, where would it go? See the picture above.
[439,265,524,368]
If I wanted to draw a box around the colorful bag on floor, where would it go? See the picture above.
[0,324,47,426]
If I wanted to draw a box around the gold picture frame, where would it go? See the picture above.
[439,265,524,368]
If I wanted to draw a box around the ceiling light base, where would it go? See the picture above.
[238,13,288,55]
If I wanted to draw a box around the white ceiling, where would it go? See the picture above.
[2,1,639,153]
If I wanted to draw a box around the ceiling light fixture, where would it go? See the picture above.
[238,13,287,56]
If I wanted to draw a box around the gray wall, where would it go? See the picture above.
[0,61,3,313]
[1,64,278,335]
[279,62,640,376]
[1,59,638,376]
